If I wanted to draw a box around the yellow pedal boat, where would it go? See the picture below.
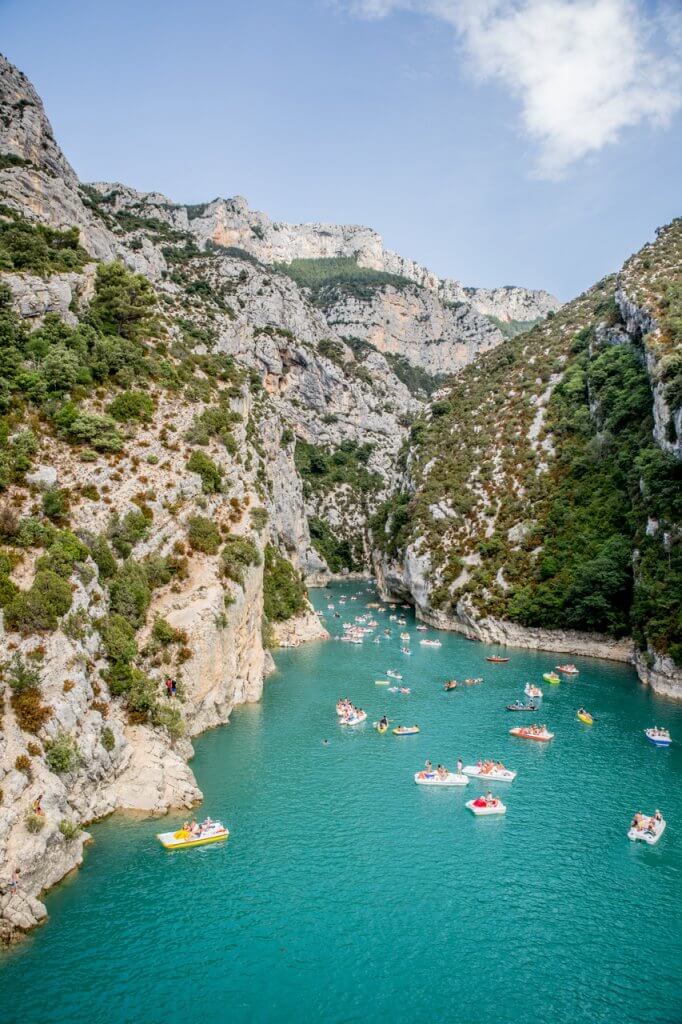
[157,823,229,849]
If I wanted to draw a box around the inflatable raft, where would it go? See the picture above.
[393,726,420,736]
[462,765,517,782]
[466,798,506,816]
[628,816,666,845]
[414,771,468,787]
[543,672,561,685]
[157,823,229,850]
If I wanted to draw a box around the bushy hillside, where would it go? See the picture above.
[375,228,681,670]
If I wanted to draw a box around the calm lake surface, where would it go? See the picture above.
[3,582,681,1024]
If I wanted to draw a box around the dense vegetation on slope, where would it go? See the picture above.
[273,256,416,305]
[377,251,681,664]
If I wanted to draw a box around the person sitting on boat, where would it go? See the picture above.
[654,809,662,823]
[379,715,388,729]
[189,819,200,838]
[201,817,213,831]
[424,760,433,776]
[484,791,495,805]
[437,765,448,779]
[457,758,463,775]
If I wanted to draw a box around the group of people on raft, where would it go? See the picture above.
[518,724,549,737]
[336,698,365,723]
[630,809,663,836]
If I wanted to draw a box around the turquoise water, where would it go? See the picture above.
[2,582,682,1024]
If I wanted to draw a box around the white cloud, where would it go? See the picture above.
[346,0,682,178]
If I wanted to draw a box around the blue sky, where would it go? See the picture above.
[1,0,680,300]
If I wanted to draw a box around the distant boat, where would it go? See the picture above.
[486,656,509,664]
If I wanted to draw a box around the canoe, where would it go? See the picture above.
[628,817,666,845]
[393,726,420,735]
[486,656,509,663]
[157,824,229,850]
[414,772,468,787]
[466,799,506,816]
[509,727,554,742]
[645,729,672,747]
[577,711,593,725]
[462,765,517,782]
[543,673,561,684]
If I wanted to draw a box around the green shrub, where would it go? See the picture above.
[187,515,221,554]
[44,731,82,774]
[4,570,73,632]
[25,810,46,833]
[59,819,81,841]
[186,450,223,493]
[0,214,88,275]
[151,617,183,646]
[274,256,415,305]
[250,507,268,531]
[108,390,154,423]
[54,404,124,452]
[41,487,70,523]
[87,262,160,342]
[82,537,114,584]
[263,545,307,622]
[5,652,41,692]
[151,702,185,740]
[99,613,138,664]
[108,509,150,558]
[101,726,116,752]
[220,535,261,585]
[36,530,88,578]
[109,561,151,628]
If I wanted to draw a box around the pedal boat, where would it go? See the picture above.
[462,765,516,782]
[466,798,506,816]
[414,771,468,786]
[157,822,229,849]
[628,815,666,845]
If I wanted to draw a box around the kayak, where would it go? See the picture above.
[157,823,229,849]
[393,726,420,736]
[645,729,672,747]
[373,721,389,734]
[466,799,506,816]
[340,711,367,726]
[375,679,390,685]
[462,765,517,782]
[628,816,666,845]
[509,727,554,742]
[577,711,594,725]
[543,673,561,685]
[414,772,468,787]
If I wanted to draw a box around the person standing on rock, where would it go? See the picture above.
[8,868,20,892]
[165,677,173,698]
[171,679,177,697]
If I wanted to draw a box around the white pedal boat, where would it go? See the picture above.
[157,822,229,849]
[462,765,517,782]
[414,771,469,787]
[466,799,506,816]
[340,711,367,726]
[645,729,672,747]
[628,816,666,845]
[420,638,442,647]
[386,670,402,679]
